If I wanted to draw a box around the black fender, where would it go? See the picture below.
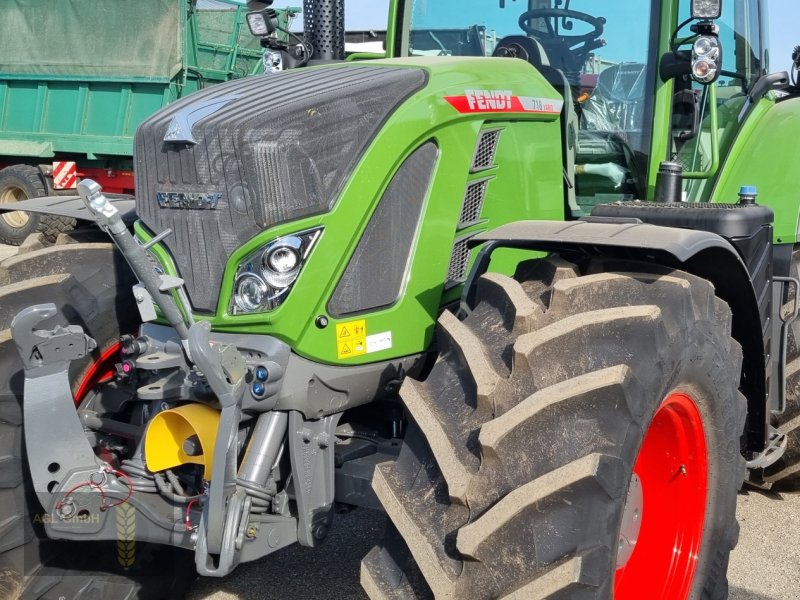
[466,219,767,452]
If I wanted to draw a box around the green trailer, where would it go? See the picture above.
[0,0,298,244]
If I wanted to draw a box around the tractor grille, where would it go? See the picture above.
[446,235,477,287]
[134,65,427,312]
[446,129,502,287]
[459,179,489,227]
[471,129,501,172]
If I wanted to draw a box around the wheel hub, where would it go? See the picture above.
[614,392,709,599]
[0,185,31,227]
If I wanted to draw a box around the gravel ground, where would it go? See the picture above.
[187,507,382,600]
[730,489,800,599]
[189,490,800,600]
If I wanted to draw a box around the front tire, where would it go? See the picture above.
[0,237,193,599]
[363,257,745,599]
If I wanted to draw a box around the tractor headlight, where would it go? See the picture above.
[246,9,276,37]
[691,35,722,84]
[234,274,269,313]
[230,228,321,315]
[691,0,722,20]
[261,237,302,288]
[691,58,718,83]
[693,36,719,60]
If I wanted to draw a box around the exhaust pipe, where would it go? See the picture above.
[303,0,345,61]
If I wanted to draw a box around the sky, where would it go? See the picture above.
[267,0,797,73]
[768,0,797,73]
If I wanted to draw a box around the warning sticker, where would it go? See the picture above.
[337,338,366,359]
[336,320,367,359]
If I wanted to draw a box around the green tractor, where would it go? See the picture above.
[0,0,798,597]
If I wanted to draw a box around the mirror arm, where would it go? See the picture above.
[684,83,720,180]
[737,71,791,121]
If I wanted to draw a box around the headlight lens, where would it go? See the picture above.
[692,58,717,82]
[246,12,270,36]
[230,228,322,315]
[262,237,302,288]
[234,274,269,312]
[691,36,721,84]
[266,246,300,272]
[693,36,720,60]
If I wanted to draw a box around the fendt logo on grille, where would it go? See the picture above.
[156,191,221,210]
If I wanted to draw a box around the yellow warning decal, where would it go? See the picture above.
[336,320,367,359]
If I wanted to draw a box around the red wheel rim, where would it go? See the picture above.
[614,392,708,599]
[74,342,121,405]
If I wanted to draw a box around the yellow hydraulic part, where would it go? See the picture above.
[145,403,220,479]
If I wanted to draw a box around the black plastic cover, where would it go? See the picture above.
[134,65,427,312]
[591,201,774,238]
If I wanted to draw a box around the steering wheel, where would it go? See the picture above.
[518,8,605,60]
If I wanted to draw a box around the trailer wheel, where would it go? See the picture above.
[764,246,800,488]
[362,258,745,599]
[0,165,76,246]
[0,240,194,599]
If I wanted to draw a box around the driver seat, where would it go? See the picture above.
[493,36,580,216]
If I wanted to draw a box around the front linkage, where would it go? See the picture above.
[12,180,353,576]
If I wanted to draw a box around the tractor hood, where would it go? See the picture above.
[133,65,427,313]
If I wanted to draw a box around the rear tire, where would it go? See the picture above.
[0,165,76,246]
[362,257,745,599]
[0,238,194,599]
[764,246,800,488]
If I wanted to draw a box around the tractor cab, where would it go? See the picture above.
[396,0,770,213]
[403,0,660,210]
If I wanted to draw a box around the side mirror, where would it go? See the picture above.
[747,71,790,103]
[247,1,274,9]
[660,50,691,82]
[672,89,700,142]
[737,71,790,121]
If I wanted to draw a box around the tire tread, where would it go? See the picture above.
[365,261,744,599]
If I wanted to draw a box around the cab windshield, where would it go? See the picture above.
[408,0,659,207]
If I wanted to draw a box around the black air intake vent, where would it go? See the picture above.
[459,179,489,227]
[446,234,478,288]
[471,129,501,172]
[328,142,438,316]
